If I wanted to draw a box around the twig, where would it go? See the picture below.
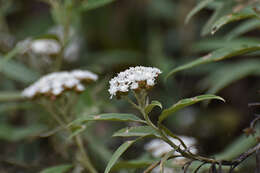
[143,160,161,173]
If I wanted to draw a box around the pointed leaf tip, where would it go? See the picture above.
[159,94,225,122]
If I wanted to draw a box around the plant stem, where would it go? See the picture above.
[43,102,98,173]
[134,95,220,167]
[75,135,98,173]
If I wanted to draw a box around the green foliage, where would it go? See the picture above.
[215,133,259,160]
[167,43,260,79]
[71,113,146,125]
[158,95,224,123]
[0,124,46,141]
[113,159,155,170]
[185,0,214,24]
[2,60,40,84]
[104,139,138,173]
[211,7,259,35]
[113,126,160,138]
[80,0,115,11]
[40,164,73,173]
[1,0,260,172]
[0,91,24,102]
[225,19,260,40]
[200,59,260,94]
[145,100,162,115]
[201,0,235,36]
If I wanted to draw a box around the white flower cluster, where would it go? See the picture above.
[144,136,197,158]
[22,70,98,99]
[108,66,162,98]
[17,38,61,55]
[30,39,61,55]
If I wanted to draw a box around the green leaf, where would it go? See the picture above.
[225,19,260,40]
[85,131,113,163]
[0,45,22,71]
[113,126,160,138]
[200,60,260,94]
[201,1,234,36]
[185,0,214,24]
[40,164,73,173]
[191,37,260,53]
[145,100,162,115]
[80,0,115,11]
[0,124,46,141]
[2,60,40,84]
[104,139,138,173]
[158,95,224,123]
[0,103,32,114]
[0,91,24,102]
[70,113,145,126]
[211,7,259,35]
[112,159,155,170]
[166,43,260,79]
[215,131,259,160]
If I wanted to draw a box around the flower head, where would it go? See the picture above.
[22,70,98,99]
[144,136,197,158]
[108,66,162,98]
[30,39,61,55]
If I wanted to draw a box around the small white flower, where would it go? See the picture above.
[144,136,197,158]
[71,70,98,81]
[108,66,162,98]
[22,70,98,99]
[30,39,61,55]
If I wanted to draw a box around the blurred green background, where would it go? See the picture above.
[0,0,260,172]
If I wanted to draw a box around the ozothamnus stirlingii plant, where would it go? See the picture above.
[22,69,98,173]
[67,65,259,173]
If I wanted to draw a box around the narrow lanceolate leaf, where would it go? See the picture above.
[104,139,138,173]
[2,60,40,83]
[226,19,260,40]
[211,7,259,35]
[71,113,145,126]
[112,160,155,170]
[201,1,234,36]
[185,0,214,24]
[159,95,224,123]
[0,91,24,102]
[200,60,260,95]
[166,43,260,79]
[145,100,162,115]
[81,0,115,11]
[113,126,160,138]
[0,124,46,141]
[0,45,22,71]
[40,164,73,173]
[0,103,32,114]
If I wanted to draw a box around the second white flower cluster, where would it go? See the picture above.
[22,70,98,99]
